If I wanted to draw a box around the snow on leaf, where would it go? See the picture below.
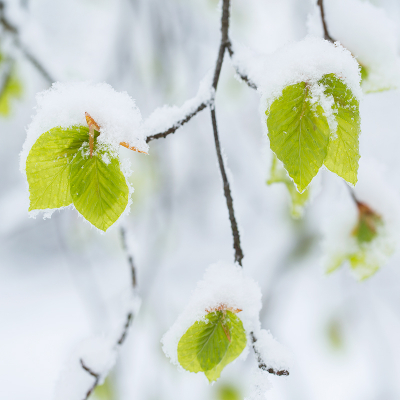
[321,74,360,185]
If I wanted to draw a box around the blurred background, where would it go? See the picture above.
[2,0,400,399]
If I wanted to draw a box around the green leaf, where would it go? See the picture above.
[26,126,89,211]
[0,65,22,116]
[267,155,309,218]
[327,203,388,280]
[320,74,360,185]
[267,82,330,193]
[70,143,129,232]
[177,311,246,382]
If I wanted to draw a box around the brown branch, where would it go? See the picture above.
[208,0,244,266]
[146,101,208,143]
[317,0,335,43]
[0,1,54,84]
[210,106,243,266]
[226,41,258,90]
[250,332,289,376]
[79,227,137,398]
[80,359,100,400]
[119,226,137,288]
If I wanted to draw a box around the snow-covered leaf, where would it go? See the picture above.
[177,310,246,382]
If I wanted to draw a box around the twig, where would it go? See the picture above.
[79,227,137,399]
[210,107,244,266]
[208,0,244,266]
[226,41,258,90]
[250,332,289,376]
[146,101,208,143]
[119,226,137,288]
[80,360,100,400]
[0,1,54,84]
[317,0,335,43]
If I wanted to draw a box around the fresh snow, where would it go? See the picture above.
[308,0,400,93]
[230,36,361,116]
[20,81,148,177]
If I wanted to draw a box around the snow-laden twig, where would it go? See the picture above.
[226,41,258,90]
[0,1,54,84]
[250,332,289,376]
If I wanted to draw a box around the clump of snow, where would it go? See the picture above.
[161,261,262,367]
[253,329,293,372]
[322,159,400,279]
[230,36,361,115]
[20,81,148,176]
[311,0,400,92]
[143,70,214,137]
[308,82,338,137]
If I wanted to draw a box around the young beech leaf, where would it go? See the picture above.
[70,143,129,232]
[327,201,385,280]
[320,74,360,185]
[26,126,91,211]
[267,155,309,219]
[177,311,246,382]
[267,82,330,193]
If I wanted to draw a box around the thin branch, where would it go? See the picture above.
[317,0,335,43]
[210,106,244,266]
[250,332,289,376]
[119,226,137,288]
[0,1,54,84]
[226,41,258,90]
[79,227,137,399]
[146,101,208,143]
[80,360,100,400]
[209,0,243,266]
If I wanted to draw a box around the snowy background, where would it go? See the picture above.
[2,0,400,399]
